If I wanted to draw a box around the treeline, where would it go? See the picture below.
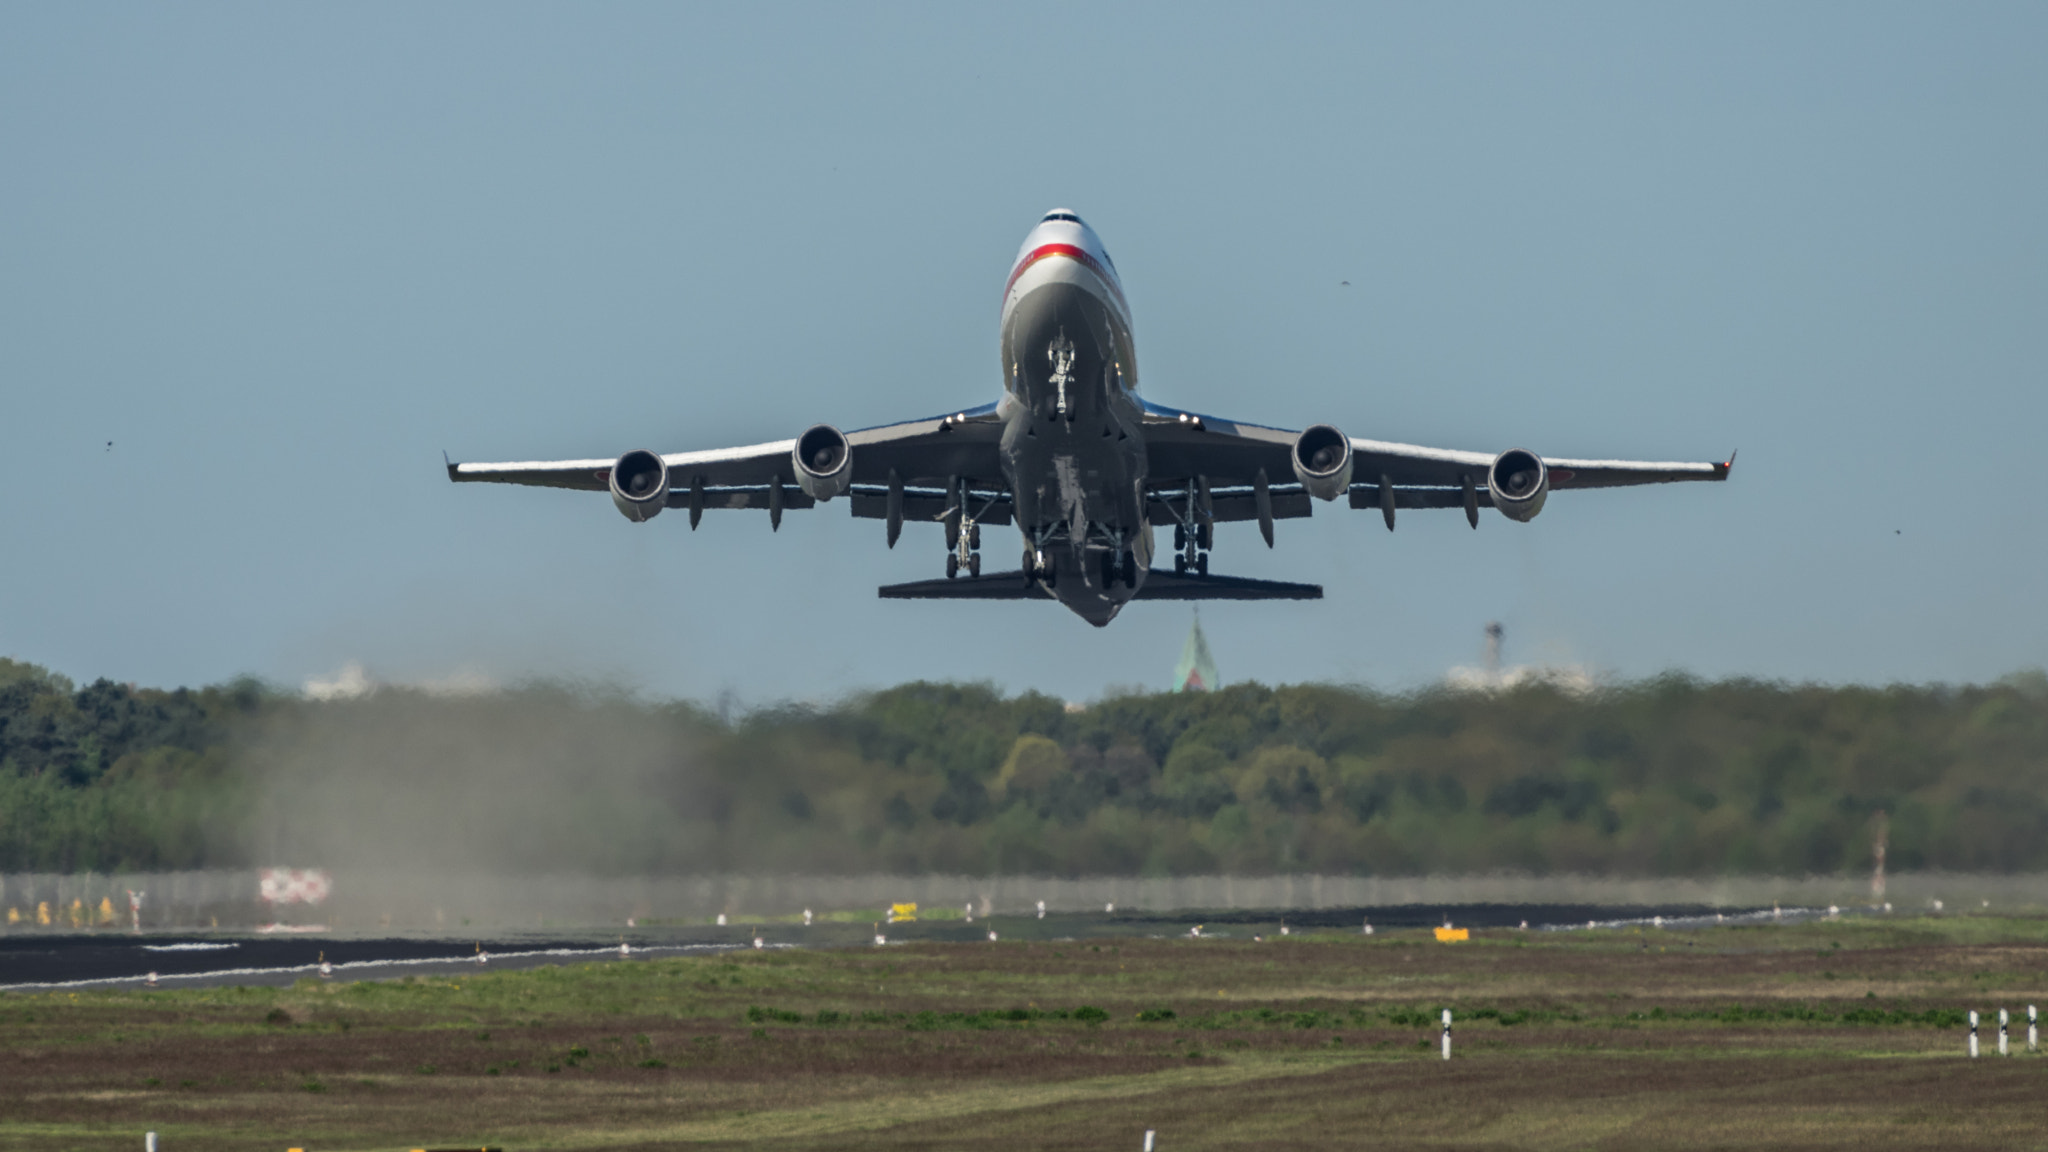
[4,655,2048,877]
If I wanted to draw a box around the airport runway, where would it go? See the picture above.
[0,901,1822,991]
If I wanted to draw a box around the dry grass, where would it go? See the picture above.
[5,916,2048,1149]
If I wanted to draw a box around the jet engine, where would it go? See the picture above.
[793,424,853,501]
[609,449,668,523]
[1487,448,1549,522]
[1291,424,1354,502]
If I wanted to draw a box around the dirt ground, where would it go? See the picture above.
[5,915,2047,1150]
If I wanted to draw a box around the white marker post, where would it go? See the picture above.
[803,908,813,926]
[1037,900,1046,920]
[146,1133,157,1152]
[1999,1008,2009,1056]
[2030,1005,2038,1052]
[1143,1130,1155,1152]
[1441,1009,1452,1060]
[1969,1010,1979,1058]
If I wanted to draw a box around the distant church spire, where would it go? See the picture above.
[1173,610,1219,693]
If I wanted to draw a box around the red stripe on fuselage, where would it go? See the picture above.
[1003,243,1128,314]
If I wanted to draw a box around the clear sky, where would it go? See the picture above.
[3,4,2043,703]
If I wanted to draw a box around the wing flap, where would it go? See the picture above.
[1146,490,1314,525]
[848,489,1015,526]
[1346,484,1495,511]
[663,485,817,512]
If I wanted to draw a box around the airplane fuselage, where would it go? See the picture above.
[997,210,1153,626]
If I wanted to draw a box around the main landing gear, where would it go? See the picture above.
[944,478,982,579]
[1172,520,1212,576]
[946,521,982,579]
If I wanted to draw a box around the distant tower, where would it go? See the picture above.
[1173,611,1219,693]
[1484,622,1504,679]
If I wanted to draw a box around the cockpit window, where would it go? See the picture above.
[1041,212,1079,223]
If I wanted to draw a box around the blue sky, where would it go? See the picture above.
[3,4,2043,702]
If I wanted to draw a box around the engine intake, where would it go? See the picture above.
[1291,424,1353,502]
[1487,448,1549,522]
[793,424,853,501]
[609,449,668,523]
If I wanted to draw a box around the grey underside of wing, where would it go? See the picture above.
[446,409,1007,497]
[876,570,1322,601]
[1140,404,1727,515]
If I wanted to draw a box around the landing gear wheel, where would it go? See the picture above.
[1174,524,1187,552]
[1023,551,1036,588]
[1196,522,1212,551]
[1174,553,1188,575]
[968,523,981,550]
[968,553,981,578]
[1042,552,1058,588]
[1195,552,1209,577]
[1121,550,1138,588]
[946,554,959,579]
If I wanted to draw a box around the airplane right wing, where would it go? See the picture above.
[1136,398,1730,534]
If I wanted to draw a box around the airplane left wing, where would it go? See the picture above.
[447,401,1010,523]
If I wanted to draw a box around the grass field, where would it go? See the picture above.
[5,914,2048,1150]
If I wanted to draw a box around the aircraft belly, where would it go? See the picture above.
[998,279,1147,626]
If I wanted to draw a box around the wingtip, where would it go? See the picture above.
[1723,448,1737,473]
[444,451,458,482]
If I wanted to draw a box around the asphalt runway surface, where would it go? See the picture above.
[0,902,1817,991]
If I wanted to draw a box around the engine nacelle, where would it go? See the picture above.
[1291,424,1353,502]
[793,424,852,501]
[609,449,668,523]
[1487,448,1549,522]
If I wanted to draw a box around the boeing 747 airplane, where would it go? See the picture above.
[449,210,1730,626]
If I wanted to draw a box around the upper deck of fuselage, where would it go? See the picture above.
[1000,210,1136,400]
[1003,210,1131,327]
